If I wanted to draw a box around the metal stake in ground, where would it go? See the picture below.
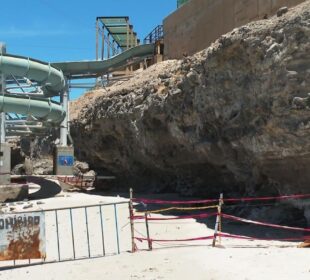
[129,188,137,253]
[144,205,153,251]
[212,193,224,247]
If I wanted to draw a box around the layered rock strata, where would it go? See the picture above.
[71,1,310,207]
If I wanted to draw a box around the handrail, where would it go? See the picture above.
[144,25,163,44]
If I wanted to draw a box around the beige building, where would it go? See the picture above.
[164,0,305,59]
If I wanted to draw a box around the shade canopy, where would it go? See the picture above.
[97,17,139,50]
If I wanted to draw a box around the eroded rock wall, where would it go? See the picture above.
[71,2,310,199]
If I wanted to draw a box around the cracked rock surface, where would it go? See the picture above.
[71,2,310,202]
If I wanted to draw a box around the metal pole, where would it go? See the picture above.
[0,43,6,143]
[69,209,76,260]
[143,203,152,250]
[126,20,129,50]
[60,80,68,147]
[55,210,61,261]
[85,207,91,258]
[114,204,120,254]
[101,26,105,60]
[129,188,136,253]
[131,28,134,49]
[96,18,99,61]
[107,33,110,59]
[212,193,223,247]
[145,210,152,250]
[99,205,106,256]
[67,80,71,135]
[112,40,115,56]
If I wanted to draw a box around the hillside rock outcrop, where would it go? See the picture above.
[71,1,310,204]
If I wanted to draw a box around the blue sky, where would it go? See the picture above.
[0,0,176,98]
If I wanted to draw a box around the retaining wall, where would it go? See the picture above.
[163,0,305,59]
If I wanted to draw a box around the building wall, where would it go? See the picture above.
[164,0,305,59]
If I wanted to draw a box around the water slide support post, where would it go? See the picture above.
[60,80,69,147]
[0,42,11,184]
[0,43,6,143]
[101,26,105,60]
[54,79,74,175]
[96,18,99,61]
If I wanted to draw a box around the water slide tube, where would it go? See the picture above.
[0,54,66,123]
[52,44,155,78]
[0,44,155,125]
[0,54,66,95]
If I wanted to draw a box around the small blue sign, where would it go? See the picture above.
[58,156,74,166]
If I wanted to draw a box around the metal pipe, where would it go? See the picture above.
[55,210,61,261]
[114,204,120,254]
[60,81,68,146]
[5,92,45,97]
[129,188,136,253]
[85,207,91,258]
[126,20,129,50]
[107,33,110,59]
[96,18,99,61]
[0,43,6,143]
[101,26,105,60]
[6,130,47,136]
[69,209,76,260]
[99,206,106,256]
[212,193,224,247]
[6,85,34,90]
[6,120,37,124]
[6,125,46,129]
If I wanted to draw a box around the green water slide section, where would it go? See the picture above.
[0,54,66,123]
[0,95,65,123]
[52,43,154,77]
[0,44,154,124]
[0,54,66,96]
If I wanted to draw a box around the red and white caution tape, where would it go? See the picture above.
[218,232,310,242]
[222,213,310,232]
[135,235,214,243]
[132,212,218,221]
[133,193,310,205]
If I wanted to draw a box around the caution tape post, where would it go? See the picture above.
[129,188,137,253]
[143,205,153,251]
[212,193,224,247]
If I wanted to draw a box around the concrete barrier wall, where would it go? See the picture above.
[163,0,305,59]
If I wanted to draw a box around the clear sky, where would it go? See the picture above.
[0,0,176,98]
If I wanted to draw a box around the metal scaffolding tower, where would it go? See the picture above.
[95,16,140,61]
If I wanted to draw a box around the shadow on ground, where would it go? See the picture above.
[27,176,62,200]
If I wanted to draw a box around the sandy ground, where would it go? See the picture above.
[0,180,309,280]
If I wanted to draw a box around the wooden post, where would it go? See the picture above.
[129,188,136,253]
[212,193,223,247]
[144,207,152,250]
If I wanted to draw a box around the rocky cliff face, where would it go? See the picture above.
[71,2,310,202]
